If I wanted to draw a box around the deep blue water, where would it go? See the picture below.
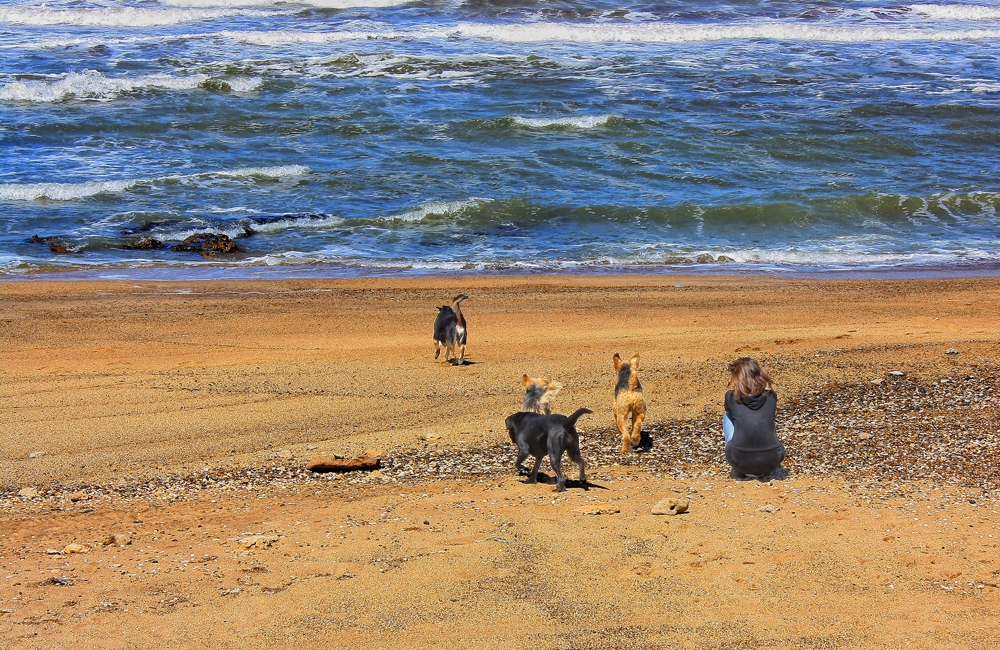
[2,0,1000,276]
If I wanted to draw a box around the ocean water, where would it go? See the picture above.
[2,0,1000,277]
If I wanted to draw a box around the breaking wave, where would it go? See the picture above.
[0,165,310,201]
[0,6,279,28]
[512,115,614,129]
[908,4,1000,20]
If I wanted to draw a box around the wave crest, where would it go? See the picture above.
[0,6,277,28]
[0,165,310,202]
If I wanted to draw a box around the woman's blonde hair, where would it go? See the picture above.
[728,357,775,401]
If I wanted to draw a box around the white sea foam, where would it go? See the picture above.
[0,165,309,202]
[0,6,278,28]
[0,179,139,202]
[0,71,213,103]
[211,22,1000,47]
[908,4,1000,20]
[164,0,414,7]
[248,215,346,233]
[387,198,493,222]
[448,21,1000,44]
[513,115,613,129]
[225,76,263,92]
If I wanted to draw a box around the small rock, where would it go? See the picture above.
[101,533,132,547]
[651,497,690,516]
[275,449,292,459]
[369,470,384,478]
[28,451,46,459]
[945,348,959,355]
[858,432,872,441]
[674,283,686,288]
[305,456,381,473]
[122,237,162,250]
[45,548,62,555]
[306,444,318,450]
[241,534,279,550]
[889,370,905,376]
[170,232,239,256]
[757,504,781,513]
[69,492,88,502]
[366,449,387,459]
[62,543,90,554]
[17,487,38,498]
[575,504,621,516]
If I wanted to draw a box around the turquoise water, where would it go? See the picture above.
[2,1,1000,276]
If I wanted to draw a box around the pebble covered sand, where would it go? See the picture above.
[2,276,999,648]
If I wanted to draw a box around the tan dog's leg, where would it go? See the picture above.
[630,407,645,448]
[615,407,630,454]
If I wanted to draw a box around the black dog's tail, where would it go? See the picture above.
[565,407,593,427]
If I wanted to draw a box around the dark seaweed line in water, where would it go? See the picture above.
[5,368,999,507]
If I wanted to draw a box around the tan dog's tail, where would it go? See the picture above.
[628,354,640,391]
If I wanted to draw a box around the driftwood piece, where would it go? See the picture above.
[305,456,381,473]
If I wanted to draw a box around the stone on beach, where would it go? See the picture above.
[170,232,239,257]
[652,497,689,516]
[123,237,163,250]
[18,487,38,498]
[576,504,621,516]
[62,543,90,554]
[305,456,381,473]
[101,533,132,547]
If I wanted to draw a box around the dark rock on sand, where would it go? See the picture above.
[171,233,239,257]
[30,234,73,253]
[123,237,163,250]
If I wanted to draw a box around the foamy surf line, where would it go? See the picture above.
[512,115,613,129]
[163,0,415,7]
[0,6,285,27]
[0,71,262,103]
[0,165,310,201]
[908,4,1000,20]
[218,23,1000,46]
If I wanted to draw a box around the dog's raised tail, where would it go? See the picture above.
[565,407,593,427]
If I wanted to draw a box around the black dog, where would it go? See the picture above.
[504,408,592,492]
[433,293,469,364]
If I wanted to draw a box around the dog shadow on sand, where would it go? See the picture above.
[518,472,608,491]
[632,430,654,452]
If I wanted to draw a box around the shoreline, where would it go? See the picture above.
[5,261,1000,283]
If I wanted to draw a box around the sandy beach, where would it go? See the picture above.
[1,275,999,648]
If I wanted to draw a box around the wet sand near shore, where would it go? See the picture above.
[1,275,999,648]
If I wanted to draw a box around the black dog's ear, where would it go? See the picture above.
[613,353,622,371]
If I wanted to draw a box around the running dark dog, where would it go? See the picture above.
[433,293,469,364]
[504,407,591,492]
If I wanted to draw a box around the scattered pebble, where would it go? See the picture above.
[62,543,90,554]
[652,497,689,516]
[945,348,959,355]
[757,505,781,513]
[28,452,46,459]
[17,488,37,498]
[575,504,620,516]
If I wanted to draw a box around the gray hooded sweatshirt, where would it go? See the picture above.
[724,390,785,476]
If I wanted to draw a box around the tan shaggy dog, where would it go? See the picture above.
[613,353,646,453]
[520,374,564,414]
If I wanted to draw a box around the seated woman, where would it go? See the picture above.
[723,357,785,480]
